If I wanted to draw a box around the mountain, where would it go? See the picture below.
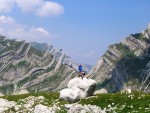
[0,36,77,95]
[1,24,150,95]
[30,42,92,72]
[88,25,150,93]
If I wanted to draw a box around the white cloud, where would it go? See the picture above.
[36,1,64,17]
[30,27,49,36]
[0,15,15,24]
[0,0,15,13]
[15,0,42,12]
[0,0,64,17]
[0,15,55,43]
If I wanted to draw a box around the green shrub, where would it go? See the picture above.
[18,60,27,67]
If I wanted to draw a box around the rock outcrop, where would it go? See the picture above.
[0,95,106,113]
[59,77,97,102]
[34,104,59,113]
[65,104,105,113]
[0,36,77,95]
[0,99,16,112]
[94,88,108,95]
[0,96,61,113]
[31,42,92,72]
[88,25,150,93]
[1,24,150,95]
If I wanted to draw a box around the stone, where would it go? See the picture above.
[122,88,132,94]
[59,77,97,102]
[34,104,59,113]
[125,88,132,93]
[65,104,106,113]
[59,88,80,102]
[0,99,16,112]
[94,88,108,95]
[34,104,51,113]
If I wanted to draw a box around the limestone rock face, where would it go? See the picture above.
[121,35,149,57]
[59,77,97,102]
[0,36,91,95]
[0,36,77,95]
[88,28,150,93]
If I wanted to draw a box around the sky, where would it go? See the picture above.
[0,0,150,65]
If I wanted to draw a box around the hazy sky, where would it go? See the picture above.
[0,0,150,65]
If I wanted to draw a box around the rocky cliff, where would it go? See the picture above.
[1,25,150,95]
[0,36,77,95]
[88,26,150,93]
[31,42,92,72]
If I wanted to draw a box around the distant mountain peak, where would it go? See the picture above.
[30,42,92,72]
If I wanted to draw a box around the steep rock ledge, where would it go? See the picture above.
[88,26,150,93]
[0,36,77,95]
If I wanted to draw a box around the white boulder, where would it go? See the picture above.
[122,88,132,94]
[34,104,59,113]
[0,98,16,112]
[59,88,80,103]
[59,77,97,102]
[94,88,108,95]
[126,88,132,93]
[34,104,51,113]
[65,104,106,113]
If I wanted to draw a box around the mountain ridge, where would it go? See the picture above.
[88,25,150,93]
[30,42,92,72]
[0,24,150,95]
[0,36,77,95]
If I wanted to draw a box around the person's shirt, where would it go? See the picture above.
[79,65,82,71]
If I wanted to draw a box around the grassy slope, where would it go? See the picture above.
[79,91,150,113]
[1,91,150,113]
